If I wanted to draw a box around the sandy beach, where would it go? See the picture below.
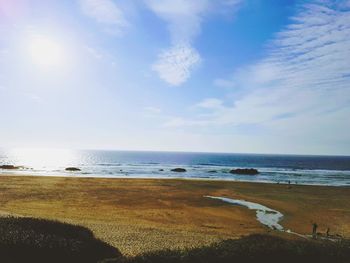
[0,175,349,256]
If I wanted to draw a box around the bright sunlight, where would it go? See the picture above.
[28,35,65,67]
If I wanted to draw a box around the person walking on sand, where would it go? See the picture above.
[312,223,318,239]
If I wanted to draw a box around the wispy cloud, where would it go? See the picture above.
[146,0,243,86]
[78,0,128,36]
[195,98,224,110]
[165,1,350,143]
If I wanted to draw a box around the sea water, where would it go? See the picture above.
[0,148,349,186]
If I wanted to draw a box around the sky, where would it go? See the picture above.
[0,0,350,155]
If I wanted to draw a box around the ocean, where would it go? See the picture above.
[1,148,350,186]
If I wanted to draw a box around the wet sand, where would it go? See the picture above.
[0,175,349,255]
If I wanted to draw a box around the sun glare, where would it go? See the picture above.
[9,148,77,168]
[28,36,64,67]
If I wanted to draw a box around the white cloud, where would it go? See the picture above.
[146,0,242,86]
[145,0,207,44]
[145,0,243,43]
[79,0,128,35]
[152,44,201,86]
[164,1,350,151]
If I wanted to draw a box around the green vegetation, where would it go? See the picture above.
[0,217,349,263]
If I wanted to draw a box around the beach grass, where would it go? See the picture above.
[0,175,349,255]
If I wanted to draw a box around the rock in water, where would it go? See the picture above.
[65,167,81,171]
[171,168,187,172]
[229,168,259,175]
[0,165,20,170]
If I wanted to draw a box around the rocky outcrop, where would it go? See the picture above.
[0,165,20,170]
[65,167,81,171]
[229,168,259,175]
[171,168,187,172]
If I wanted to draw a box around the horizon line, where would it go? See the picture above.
[1,146,349,158]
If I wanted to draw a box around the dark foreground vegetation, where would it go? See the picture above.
[0,217,349,263]
[0,217,121,263]
[123,234,350,263]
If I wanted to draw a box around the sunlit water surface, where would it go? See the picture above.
[1,148,350,186]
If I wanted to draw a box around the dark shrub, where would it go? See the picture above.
[125,234,350,263]
[0,217,122,263]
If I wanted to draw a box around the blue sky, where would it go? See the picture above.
[0,0,350,155]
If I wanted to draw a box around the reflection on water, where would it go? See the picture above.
[6,148,79,169]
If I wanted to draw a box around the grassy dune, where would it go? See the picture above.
[0,175,349,256]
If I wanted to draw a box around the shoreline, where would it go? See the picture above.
[1,172,350,187]
[0,175,349,255]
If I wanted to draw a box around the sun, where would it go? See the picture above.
[29,36,64,67]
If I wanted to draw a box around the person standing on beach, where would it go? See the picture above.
[312,223,318,239]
